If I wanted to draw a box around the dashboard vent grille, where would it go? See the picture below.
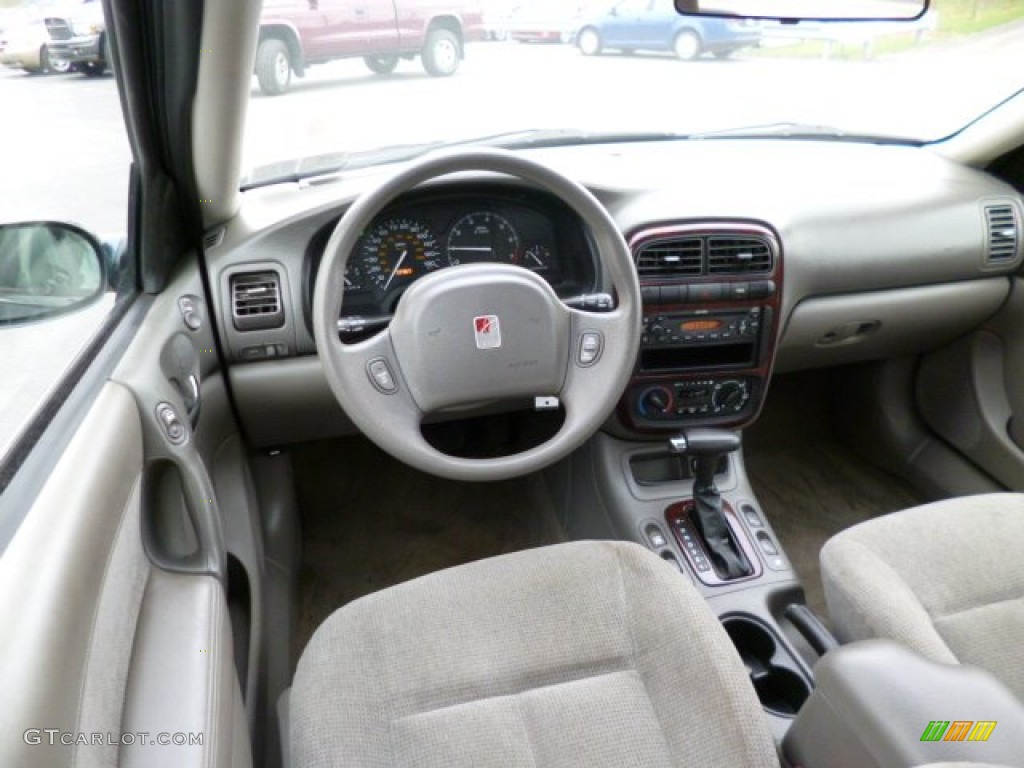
[203,227,226,250]
[707,236,774,274]
[231,271,284,331]
[635,238,704,278]
[634,232,775,278]
[985,204,1019,263]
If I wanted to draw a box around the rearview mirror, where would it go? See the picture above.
[675,0,929,22]
[0,222,107,326]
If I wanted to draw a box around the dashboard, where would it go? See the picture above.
[209,139,1024,447]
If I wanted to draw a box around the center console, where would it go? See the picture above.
[558,220,821,737]
[621,221,782,431]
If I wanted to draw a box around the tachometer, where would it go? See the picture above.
[447,212,520,265]
[356,218,443,293]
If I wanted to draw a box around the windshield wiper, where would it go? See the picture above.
[687,122,922,145]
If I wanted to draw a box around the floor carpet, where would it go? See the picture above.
[744,371,927,622]
[745,440,925,622]
[290,435,565,657]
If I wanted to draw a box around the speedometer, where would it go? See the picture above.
[447,212,520,265]
[355,218,443,294]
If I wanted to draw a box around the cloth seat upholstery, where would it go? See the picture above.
[290,540,779,768]
[820,493,1024,701]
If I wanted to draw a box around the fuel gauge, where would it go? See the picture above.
[522,244,552,272]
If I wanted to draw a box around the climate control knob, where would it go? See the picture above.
[712,380,749,412]
[638,386,674,417]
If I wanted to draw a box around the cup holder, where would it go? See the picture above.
[722,616,811,717]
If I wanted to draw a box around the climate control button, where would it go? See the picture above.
[638,386,674,417]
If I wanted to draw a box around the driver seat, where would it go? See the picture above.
[289,540,779,767]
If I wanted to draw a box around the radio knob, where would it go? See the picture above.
[638,386,673,417]
[713,380,748,412]
[649,322,667,337]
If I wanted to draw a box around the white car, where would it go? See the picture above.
[0,6,68,74]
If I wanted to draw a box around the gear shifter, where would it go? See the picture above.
[669,429,752,580]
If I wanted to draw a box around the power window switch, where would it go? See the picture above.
[741,504,763,528]
[756,531,779,556]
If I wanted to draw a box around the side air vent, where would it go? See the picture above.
[707,236,774,275]
[985,204,1019,264]
[203,227,226,250]
[635,238,704,278]
[231,271,284,331]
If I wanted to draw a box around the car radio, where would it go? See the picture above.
[640,308,768,372]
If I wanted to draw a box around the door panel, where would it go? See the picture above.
[0,383,144,768]
[0,259,254,766]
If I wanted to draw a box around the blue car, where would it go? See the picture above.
[576,0,761,60]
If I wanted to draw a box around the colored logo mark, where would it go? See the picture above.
[920,720,997,742]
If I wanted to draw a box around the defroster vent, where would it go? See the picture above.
[231,271,284,331]
[985,204,1019,264]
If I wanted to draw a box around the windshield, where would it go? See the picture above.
[241,0,1024,183]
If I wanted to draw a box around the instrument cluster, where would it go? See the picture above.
[306,185,598,319]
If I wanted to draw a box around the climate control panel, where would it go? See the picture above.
[631,377,756,424]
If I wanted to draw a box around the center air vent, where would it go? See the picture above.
[707,236,774,274]
[231,271,284,331]
[636,238,704,278]
[634,231,775,278]
[985,204,1019,264]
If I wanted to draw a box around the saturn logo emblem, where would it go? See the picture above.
[473,315,501,349]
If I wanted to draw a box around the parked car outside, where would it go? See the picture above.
[254,0,486,96]
[576,0,761,60]
[43,0,109,76]
[0,0,70,74]
[482,0,517,40]
[506,0,598,43]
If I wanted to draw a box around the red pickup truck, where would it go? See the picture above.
[256,0,485,95]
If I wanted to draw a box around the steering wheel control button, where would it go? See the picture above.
[367,358,398,394]
[534,396,560,411]
[155,402,187,444]
[578,331,603,366]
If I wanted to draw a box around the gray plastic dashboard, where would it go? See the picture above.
[205,139,1024,447]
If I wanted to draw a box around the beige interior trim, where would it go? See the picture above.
[193,0,262,227]
[0,383,143,768]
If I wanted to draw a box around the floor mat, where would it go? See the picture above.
[291,435,565,657]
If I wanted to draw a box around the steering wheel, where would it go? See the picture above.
[312,149,641,481]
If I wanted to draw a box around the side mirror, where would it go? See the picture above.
[0,222,108,326]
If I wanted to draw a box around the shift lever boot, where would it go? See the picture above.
[670,430,752,580]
